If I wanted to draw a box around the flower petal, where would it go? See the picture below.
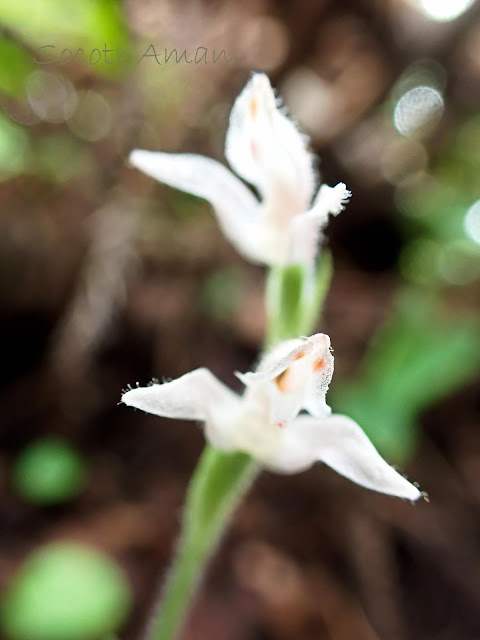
[122,368,238,423]
[225,73,315,216]
[283,414,421,499]
[129,150,263,262]
[313,182,351,216]
[237,334,334,425]
[236,338,306,386]
[289,183,351,264]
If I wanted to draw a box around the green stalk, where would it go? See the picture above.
[144,254,332,640]
[266,250,332,347]
[144,447,258,640]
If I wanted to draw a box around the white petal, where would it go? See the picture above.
[236,337,307,386]
[289,183,351,264]
[284,414,421,500]
[122,368,238,423]
[225,73,315,216]
[288,210,324,265]
[239,333,333,395]
[237,334,334,425]
[313,183,351,216]
[129,150,263,263]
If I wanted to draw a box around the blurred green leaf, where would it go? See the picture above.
[332,290,480,462]
[397,112,480,286]
[0,112,31,178]
[1,542,131,640]
[35,133,93,183]
[399,179,473,243]
[12,437,87,504]
[201,267,245,322]
[0,0,130,77]
[0,37,35,96]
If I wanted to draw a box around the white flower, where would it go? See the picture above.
[129,73,350,266]
[122,334,420,500]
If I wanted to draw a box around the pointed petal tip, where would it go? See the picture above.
[128,148,138,164]
[400,482,422,502]
[246,72,276,113]
[385,473,422,501]
[311,332,331,348]
[128,148,150,169]
[234,370,253,386]
[250,72,270,89]
[121,387,139,408]
[121,385,160,411]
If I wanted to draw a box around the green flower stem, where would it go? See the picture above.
[144,254,333,640]
[144,447,258,640]
[266,251,332,347]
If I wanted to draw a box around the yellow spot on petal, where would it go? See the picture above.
[274,368,289,393]
[250,98,258,119]
[313,358,325,372]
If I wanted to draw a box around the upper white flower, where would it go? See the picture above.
[122,333,420,500]
[129,73,350,266]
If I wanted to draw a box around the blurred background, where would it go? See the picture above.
[1,1,480,639]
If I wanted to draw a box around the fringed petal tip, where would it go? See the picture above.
[397,481,422,502]
[120,368,238,422]
[322,182,352,216]
[121,385,150,410]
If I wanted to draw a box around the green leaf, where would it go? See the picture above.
[338,384,418,462]
[1,543,131,640]
[0,0,130,77]
[332,289,480,462]
[0,112,31,178]
[0,37,35,96]
[12,437,87,504]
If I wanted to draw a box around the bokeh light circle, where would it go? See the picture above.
[394,86,443,137]
[417,0,474,22]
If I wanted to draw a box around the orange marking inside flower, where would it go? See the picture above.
[313,358,326,372]
[274,368,289,393]
[294,351,306,360]
[249,98,258,119]
[250,140,258,160]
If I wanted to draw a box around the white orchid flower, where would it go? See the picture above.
[129,73,350,266]
[122,334,420,500]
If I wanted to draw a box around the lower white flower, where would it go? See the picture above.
[122,334,421,500]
